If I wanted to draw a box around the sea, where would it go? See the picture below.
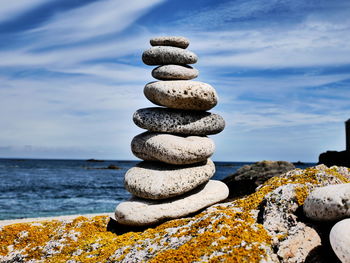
[0,158,316,220]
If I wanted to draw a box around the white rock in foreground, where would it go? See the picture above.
[303,183,350,221]
[115,180,229,226]
[330,218,350,263]
[124,159,215,199]
[131,132,215,165]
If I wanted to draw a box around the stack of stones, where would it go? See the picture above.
[115,36,229,226]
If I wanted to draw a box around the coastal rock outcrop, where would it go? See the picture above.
[115,36,227,226]
[2,165,349,262]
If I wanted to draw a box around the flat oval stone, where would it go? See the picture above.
[115,180,229,226]
[152,65,198,80]
[330,218,350,263]
[303,183,350,221]
[144,81,217,111]
[150,36,189,49]
[142,46,198,66]
[133,107,225,135]
[131,132,215,165]
[124,159,215,200]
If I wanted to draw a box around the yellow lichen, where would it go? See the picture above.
[1,166,349,262]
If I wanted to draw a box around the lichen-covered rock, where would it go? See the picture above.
[223,160,295,198]
[1,165,349,262]
[131,132,215,165]
[124,159,215,200]
[330,218,350,263]
[144,80,217,110]
[133,107,225,135]
[303,183,350,221]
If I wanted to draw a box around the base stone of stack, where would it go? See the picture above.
[124,159,215,200]
[152,65,198,80]
[142,46,198,65]
[131,132,214,165]
[150,36,189,49]
[133,107,225,135]
[116,180,229,226]
[144,80,217,111]
[330,218,350,263]
[303,183,350,221]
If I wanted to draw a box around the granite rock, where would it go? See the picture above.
[303,183,350,221]
[142,46,198,66]
[124,159,215,200]
[131,132,215,165]
[152,65,198,80]
[330,218,350,263]
[150,36,189,49]
[115,180,229,226]
[144,80,217,111]
[133,107,225,135]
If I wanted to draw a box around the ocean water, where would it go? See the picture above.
[0,159,315,220]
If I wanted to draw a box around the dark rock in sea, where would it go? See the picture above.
[293,161,305,165]
[84,165,121,170]
[319,150,350,168]
[86,159,105,162]
[222,160,295,198]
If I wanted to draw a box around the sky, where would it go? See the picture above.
[0,0,350,162]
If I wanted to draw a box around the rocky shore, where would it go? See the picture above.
[1,164,349,262]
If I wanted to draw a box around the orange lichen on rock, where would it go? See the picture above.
[1,165,349,262]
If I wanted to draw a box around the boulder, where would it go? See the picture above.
[133,107,225,135]
[144,80,217,111]
[116,180,229,226]
[142,46,197,65]
[222,160,295,198]
[330,218,350,263]
[124,159,215,199]
[131,132,214,165]
[152,65,198,80]
[150,36,189,49]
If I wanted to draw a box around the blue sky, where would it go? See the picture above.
[0,0,350,162]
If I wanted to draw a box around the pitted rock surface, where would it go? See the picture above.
[150,36,189,49]
[330,218,350,263]
[124,159,215,200]
[303,183,350,221]
[152,65,198,80]
[131,132,215,165]
[144,80,217,111]
[115,180,229,226]
[133,107,225,135]
[142,46,198,66]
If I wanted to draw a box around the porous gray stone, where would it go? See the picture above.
[115,180,229,226]
[124,159,215,200]
[144,80,217,111]
[152,65,198,80]
[150,36,189,49]
[142,46,198,66]
[303,183,350,221]
[133,107,225,135]
[330,218,350,263]
[131,132,215,165]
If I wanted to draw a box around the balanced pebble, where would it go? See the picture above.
[330,218,350,263]
[150,36,189,49]
[115,180,229,226]
[144,80,217,111]
[152,65,198,80]
[124,159,215,200]
[142,46,198,66]
[131,132,214,165]
[133,107,225,135]
[303,183,350,221]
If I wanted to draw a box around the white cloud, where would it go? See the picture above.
[0,0,52,23]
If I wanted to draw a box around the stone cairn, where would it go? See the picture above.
[115,36,229,226]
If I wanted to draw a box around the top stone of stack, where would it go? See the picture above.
[150,36,189,49]
[142,36,197,66]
